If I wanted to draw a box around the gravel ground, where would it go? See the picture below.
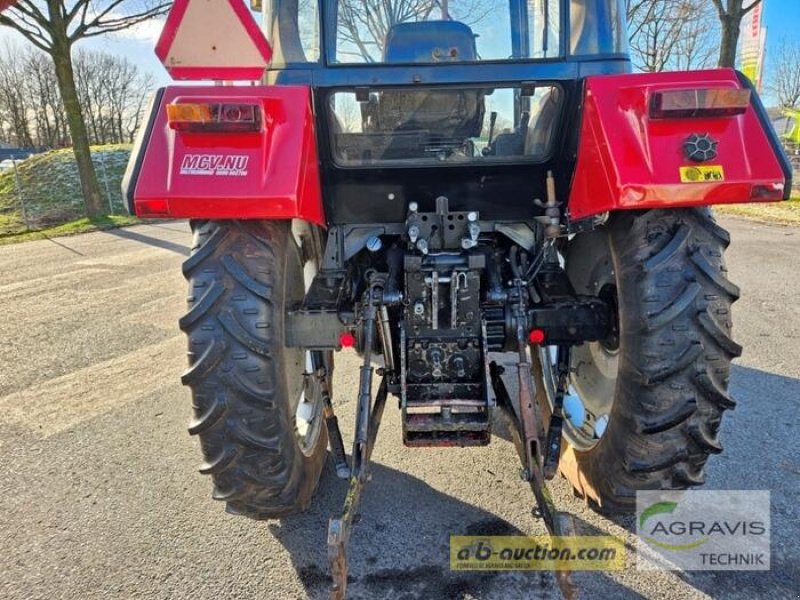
[0,217,798,600]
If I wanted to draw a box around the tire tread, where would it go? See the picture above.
[560,208,741,512]
[181,220,326,519]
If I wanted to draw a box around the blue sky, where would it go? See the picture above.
[0,1,798,99]
[764,0,800,48]
[762,0,800,54]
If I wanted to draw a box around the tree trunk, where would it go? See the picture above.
[51,38,104,218]
[718,13,739,68]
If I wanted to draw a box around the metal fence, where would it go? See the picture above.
[0,147,130,236]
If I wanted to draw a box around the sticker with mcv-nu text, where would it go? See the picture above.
[680,165,725,183]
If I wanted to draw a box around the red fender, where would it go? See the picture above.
[124,85,324,226]
[569,69,790,220]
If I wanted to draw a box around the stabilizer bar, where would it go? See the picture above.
[327,377,387,600]
[327,282,389,600]
[490,362,577,600]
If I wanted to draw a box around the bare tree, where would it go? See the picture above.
[710,0,762,68]
[0,42,35,147]
[0,42,152,148]
[74,50,108,144]
[74,49,154,145]
[626,0,715,72]
[672,1,719,71]
[0,1,168,217]
[24,48,69,147]
[626,0,660,46]
[768,39,800,109]
[106,56,155,144]
[626,0,689,72]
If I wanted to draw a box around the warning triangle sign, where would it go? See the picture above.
[155,0,272,81]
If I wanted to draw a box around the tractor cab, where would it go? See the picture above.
[265,0,628,66]
[259,0,630,223]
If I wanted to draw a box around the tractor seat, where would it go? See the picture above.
[384,20,477,63]
[377,21,485,143]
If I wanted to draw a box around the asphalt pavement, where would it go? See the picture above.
[0,216,798,600]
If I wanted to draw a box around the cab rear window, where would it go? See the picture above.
[329,85,562,166]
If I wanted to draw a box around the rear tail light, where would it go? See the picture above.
[136,198,170,217]
[750,183,785,201]
[166,102,262,132]
[650,88,751,119]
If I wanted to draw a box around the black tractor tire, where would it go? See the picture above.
[543,208,742,513]
[180,220,328,519]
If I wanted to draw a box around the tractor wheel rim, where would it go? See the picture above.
[296,350,323,455]
[538,233,619,451]
[539,340,618,451]
[295,230,324,456]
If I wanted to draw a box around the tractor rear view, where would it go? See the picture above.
[118,0,791,597]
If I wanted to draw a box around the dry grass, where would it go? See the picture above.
[0,145,132,235]
[0,215,138,246]
[715,197,800,225]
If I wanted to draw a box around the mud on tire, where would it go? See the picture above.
[548,208,742,513]
[180,220,327,519]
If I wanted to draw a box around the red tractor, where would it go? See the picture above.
[18,0,791,596]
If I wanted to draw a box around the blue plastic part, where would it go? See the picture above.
[383,21,477,64]
[594,414,609,438]
[563,394,586,429]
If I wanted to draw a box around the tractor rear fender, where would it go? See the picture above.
[122,85,324,225]
[568,69,792,220]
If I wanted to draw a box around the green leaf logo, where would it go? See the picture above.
[639,501,678,528]
[640,500,709,552]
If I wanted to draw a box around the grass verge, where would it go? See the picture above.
[0,215,139,246]
[0,144,132,236]
[715,197,800,225]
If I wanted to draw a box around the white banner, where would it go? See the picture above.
[740,1,767,91]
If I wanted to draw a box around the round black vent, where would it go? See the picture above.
[684,134,719,163]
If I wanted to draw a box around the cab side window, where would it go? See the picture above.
[271,0,320,64]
